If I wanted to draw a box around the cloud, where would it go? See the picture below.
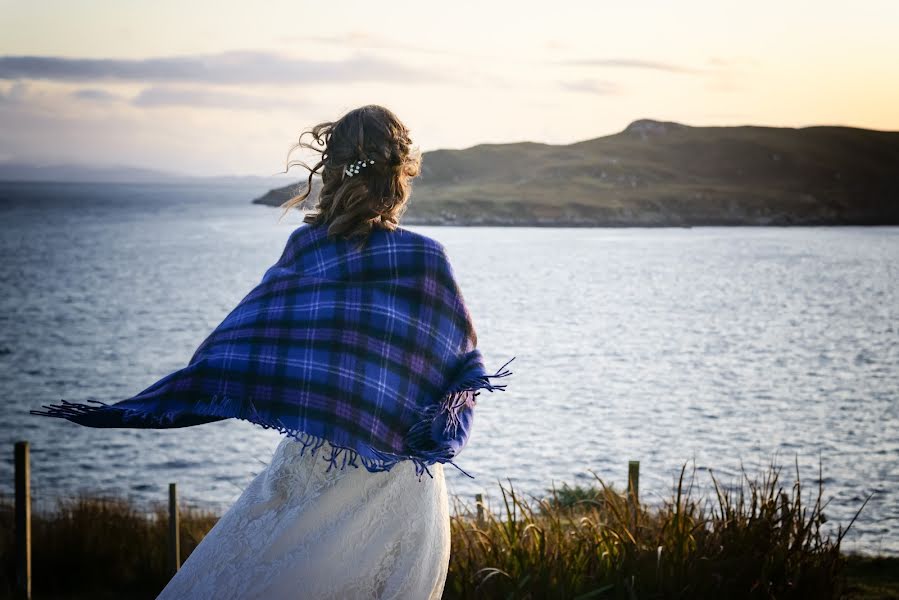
[559,79,622,94]
[70,88,122,102]
[0,81,28,104]
[557,57,701,74]
[0,93,298,175]
[131,86,306,111]
[0,50,446,85]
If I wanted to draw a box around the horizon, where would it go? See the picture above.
[2,1,898,177]
[4,117,898,181]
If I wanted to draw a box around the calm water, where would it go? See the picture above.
[1,181,897,556]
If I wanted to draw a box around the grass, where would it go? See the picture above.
[0,493,218,599]
[445,458,877,599]
[840,556,899,600]
[0,458,893,599]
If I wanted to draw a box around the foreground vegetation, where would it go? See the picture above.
[1,460,894,599]
[445,462,883,599]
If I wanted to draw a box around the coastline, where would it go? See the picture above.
[251,193,899,228]
[252,200,899,227]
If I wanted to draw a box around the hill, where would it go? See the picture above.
[0,160,298,188]
[251,119,899,226]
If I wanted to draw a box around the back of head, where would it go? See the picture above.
[279,104,422,241]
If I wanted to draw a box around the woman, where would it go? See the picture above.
[32,104,512,599]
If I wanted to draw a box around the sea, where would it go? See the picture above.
[1,180,896,556]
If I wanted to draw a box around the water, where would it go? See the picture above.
[1,181,897,556]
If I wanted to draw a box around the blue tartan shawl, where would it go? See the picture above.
[31,223,513,480]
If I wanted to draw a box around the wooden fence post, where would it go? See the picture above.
[15,441,32,600]
[627,460,640,531]
[168,483,180,574]
[474,493,484,526]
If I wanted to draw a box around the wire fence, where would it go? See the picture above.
[1,483,227,520]
[5,441,235,599]
[5,439,647,600]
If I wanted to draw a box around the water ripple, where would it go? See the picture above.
[0,182,896,555]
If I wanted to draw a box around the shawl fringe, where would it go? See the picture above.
[31,358,515,481]
[31,225,515,480]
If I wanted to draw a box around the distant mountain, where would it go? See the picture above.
[0,160,297,188]
[0,161,190,183]
[252,119,899,226]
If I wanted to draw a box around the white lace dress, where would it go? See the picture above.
[156,436,452,599]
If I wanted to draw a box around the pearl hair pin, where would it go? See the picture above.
[344,158,376,177]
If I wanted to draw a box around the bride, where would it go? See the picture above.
[156,436,453,599]
[32,104,512,599]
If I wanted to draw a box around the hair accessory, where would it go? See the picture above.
[344,158,376,178]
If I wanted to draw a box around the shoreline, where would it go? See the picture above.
[251,198,899,228]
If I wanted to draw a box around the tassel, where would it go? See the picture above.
[30,398,111,419]
[30,357,515,482]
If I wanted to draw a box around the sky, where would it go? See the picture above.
[1,0,897,177]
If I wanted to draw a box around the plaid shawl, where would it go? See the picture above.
[31,223,513,480]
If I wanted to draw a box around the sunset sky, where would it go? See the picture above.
[1,0,897,176]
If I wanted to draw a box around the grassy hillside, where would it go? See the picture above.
[252,119,899,226]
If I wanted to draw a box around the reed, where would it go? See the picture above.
[0,492,218,599]
[444,458,871,599]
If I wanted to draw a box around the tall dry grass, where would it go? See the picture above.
[0,458,873,599]
[0,492,217,599]
[444,459,870,599]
